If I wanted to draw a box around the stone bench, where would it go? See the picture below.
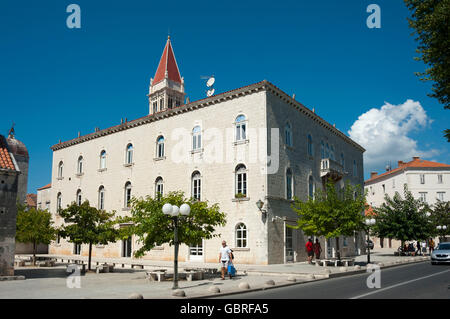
[96,263,114,273]
[36,260,56,267]
[131,264,144,269]
[146,269,167,282]
[314,258,355,267]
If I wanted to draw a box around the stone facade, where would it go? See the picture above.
[47,39,365,264]
[0,134,20,276]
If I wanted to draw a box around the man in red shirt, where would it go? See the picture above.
[305,238,314,264]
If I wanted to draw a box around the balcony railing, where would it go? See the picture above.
[320,158,344,181]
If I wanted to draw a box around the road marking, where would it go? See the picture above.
[351,268,450,299]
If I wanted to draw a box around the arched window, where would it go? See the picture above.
[340,152,345,167]
[77,156,83,174]
[285,122,292,146]
[307,134,313,157]
[100,150,106,169]
[124,182,132,208]
[57,193,62,212]
[286,168,293,200]
[98,186,105,210]
[155,177,164,198]
[192,171,201,201]
[58,161,63,178]
[320,141,325,159]
[236,223,247,248]
[330,145,335,161]
[308,176,314,199]
[76,189,82,206]
[126,144,133,164]
[156,136,165,158]
[235,164,247,197]
[192,126,202,150]
[353,160,357,177]
[235,115,246,141]
[325,143,330,159]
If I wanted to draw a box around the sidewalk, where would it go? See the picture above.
[4,249,429,299]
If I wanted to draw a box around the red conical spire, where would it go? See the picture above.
[153,36,182,85]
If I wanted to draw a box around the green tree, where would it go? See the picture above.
[404,0,450,141]
[371,185,432,249]
[290,180,366,260]
[117,191,226,258]
[58,200,119,271]
[16,205,56,265]
[429,200,450,240]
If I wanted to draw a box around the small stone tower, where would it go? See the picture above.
[6,125,29,205]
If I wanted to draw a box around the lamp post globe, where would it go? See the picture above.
[180,203,190,216]
[172,205,180,216]
[437,226,442,230]
[162,203,172,215]
[426,212,431,217]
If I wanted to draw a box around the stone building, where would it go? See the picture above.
[48,37,365,264]
[0,134,20,276]
[365,157,450,249]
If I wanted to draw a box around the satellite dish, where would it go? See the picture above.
[207,88,215,97]
[206,77,215,88]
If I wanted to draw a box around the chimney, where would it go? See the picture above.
[412,156,420,161]
[292,94,296,100]
[312,108,315,113]
[121,118,123,124]
[398,160,404,167]
[77,131,80,138]
[370,172,378,179]
[186,97,190,104]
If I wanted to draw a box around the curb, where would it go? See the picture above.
[176,258,430,299]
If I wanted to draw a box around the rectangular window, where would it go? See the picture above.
[193,179,201,201]
[419,192,427,203]
[126,189,131,207]
[438,174,443,184]
[122,238,132,258]
[153,102,158,113]
[73,244,81,255]
[437,192,445,201]
[420,174,425,184]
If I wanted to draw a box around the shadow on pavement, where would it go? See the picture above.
[14,267,73,279]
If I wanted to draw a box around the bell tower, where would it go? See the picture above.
[148,36,185,115]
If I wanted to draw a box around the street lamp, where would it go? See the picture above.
[162,203,190,289]
[365,218,376,264]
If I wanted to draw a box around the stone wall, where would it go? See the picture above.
[0,171,19,276]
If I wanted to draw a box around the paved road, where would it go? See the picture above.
[212,261,450,299]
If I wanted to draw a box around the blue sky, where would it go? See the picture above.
[0,0,448,194]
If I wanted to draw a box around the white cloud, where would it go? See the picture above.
[348,99,439,173]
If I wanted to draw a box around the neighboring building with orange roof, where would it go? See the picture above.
[26,193,37,208]
[364,156,449,249]
[365,156,450,208]
[0,134,20,276]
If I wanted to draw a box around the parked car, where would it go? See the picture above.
[431,242,450,265]
[366,240,374,250]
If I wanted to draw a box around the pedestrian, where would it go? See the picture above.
[305,238,314,264]
[218,240,232,280]
[313,238,322,260]
[416,240,421,256]
[430,238,435,253]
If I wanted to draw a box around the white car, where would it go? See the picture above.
[431,242,450,265]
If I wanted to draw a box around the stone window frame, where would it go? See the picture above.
[285,121,293,147]
[234,164,248,198]
[155,176,164,198]
[156,135,165,159]
[234,114,248,143]
[124,182,132,208]
[191,171,201,201]
[99,150,107,170]
[98,186,105,210]
[125,143,134,165]
[286,167,293,200]
[235,223,248,248]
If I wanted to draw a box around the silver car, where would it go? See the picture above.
[431,242,450,265]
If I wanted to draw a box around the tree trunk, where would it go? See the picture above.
[88,242,92,271]
[33,241,37,266]
[335,237,341,261]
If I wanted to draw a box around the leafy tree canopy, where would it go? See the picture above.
[404,0,450,140]
[371,185,433,242]
[117,191,226,258]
